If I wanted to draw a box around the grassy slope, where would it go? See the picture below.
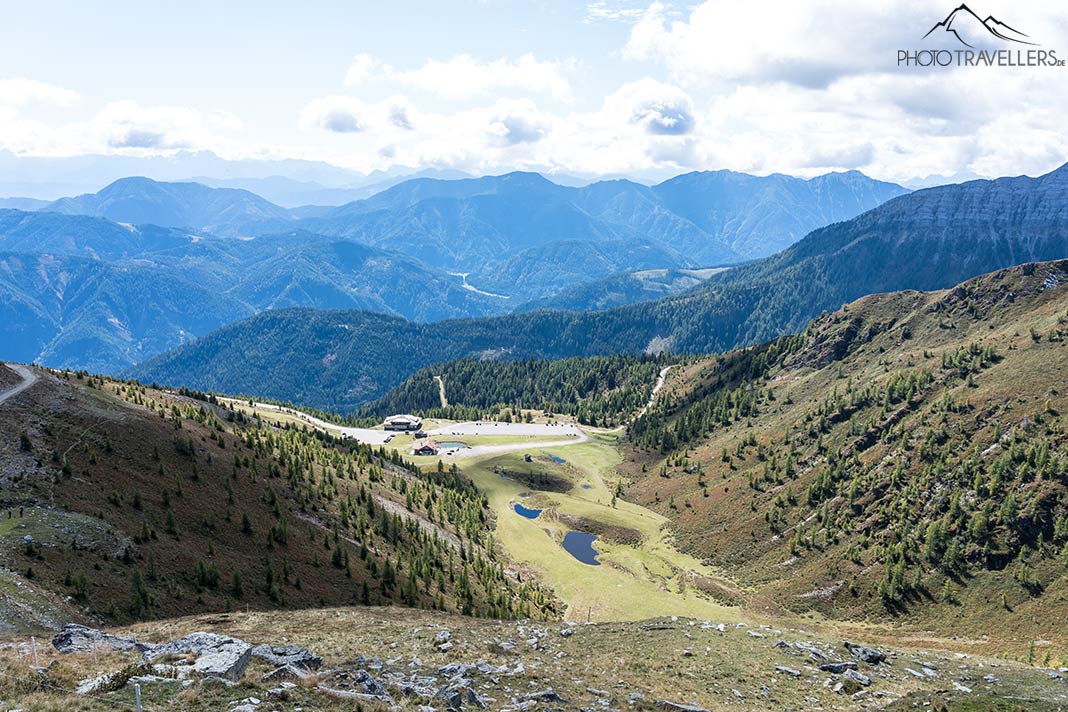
[0,369,556,629]
[3,606,1067,711]
[621,260,1068,654]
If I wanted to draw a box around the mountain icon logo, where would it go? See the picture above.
[922,4,1036,48]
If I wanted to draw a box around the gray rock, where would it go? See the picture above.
[317,684,396,706]
[467,687,488,709]
[843,669,872,687]
[439,662,475,677]
[523,688,566,703]
[53,624,145,654]
[795,641,830,661]
[819,662,858,673]
[250,643,322,671]
[261,664,311,682]
[775,666,802,678]
[843,641,886,665]
[143,632,252,681]
[439,641,455,652]
[657,702,710,712]
[436,630,452,643]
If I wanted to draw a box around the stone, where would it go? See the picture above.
[775,666,802,678]
[843,641,886,665]
[439,641,455,652]
[522,688,566,703]
[657,701,710,712]
[843,669,872,687]
[467,687,488,709]
[250,644,322,671]
[436,630,452,643]
[143,632,252,682]
[819,662,858,673]
[261,664,311,682]
[560,627,574,637]
[52,624,145,654]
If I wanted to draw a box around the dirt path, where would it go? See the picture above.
[433,375,448,408]
[0,364,38,406]
[220,398,393,444]
[635,365,673,420]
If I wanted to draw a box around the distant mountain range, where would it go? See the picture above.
[129,163,1068,411]
[19,169,906,294]
[0,169,907,373]
[0,211,505,372]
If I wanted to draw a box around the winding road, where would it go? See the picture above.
[0,364,38,406]
[219,398,394,444]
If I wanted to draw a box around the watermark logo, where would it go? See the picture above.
[898,4,1064,67]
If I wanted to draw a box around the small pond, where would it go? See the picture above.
[513,502,542,519]
[437,441,468,449]
[580,484,592,490]
[562,531,600,566]
[542,452,565,464]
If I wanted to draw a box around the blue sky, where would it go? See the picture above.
[1,0,1066,183]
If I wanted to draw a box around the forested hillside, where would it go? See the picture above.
[0,366,558,629]
[620,260,1068,637]
[360,355,674,426]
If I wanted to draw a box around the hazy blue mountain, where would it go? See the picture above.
[648,169,909,258]
[29,170,905,303]
[0,149,364,200]
[516,267,729,312]
[0,212,507,370]
[472,239,693,303]
[0,251,252,371]
[130,163,1068,411]
[300,169,906,274]
[44,177,293,235]
[0,197,50,211]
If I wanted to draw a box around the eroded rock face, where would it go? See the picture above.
[52,624,145,654]
[143,631,252,681]
[250,643,323,671]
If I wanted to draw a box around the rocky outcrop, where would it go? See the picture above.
[143,631,252,681]
[52,624,147,654]
[250,643,323,671]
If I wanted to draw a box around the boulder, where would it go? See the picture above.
[843,669,872,687]
[775,666,801,678]
[522,688,566,703]
[819,662,858,673]
[52,624,145,654]
[143,632,252,681]
[250,643,322,671]
[843,641,886,665]
[657,701,711,712]
[261,664,311,682]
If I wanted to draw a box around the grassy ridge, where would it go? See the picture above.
[621,260,1068,643]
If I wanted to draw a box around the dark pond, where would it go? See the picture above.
[562,531,600,565]
[580,484,592,489]
[542,452,565,464]
[513,503,542,519]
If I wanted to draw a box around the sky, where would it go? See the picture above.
[1,0,1067,184]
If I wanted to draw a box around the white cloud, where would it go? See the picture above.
[340,52,575,102]
[299,95,368,133]
[0,99,244,157]
[0,78,81,107]
[605,78,695,135]
[585,1,646,23]
[343,53,382,86]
